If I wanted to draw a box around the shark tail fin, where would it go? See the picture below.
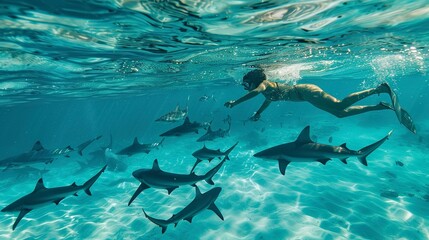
[204,159,226,185]
[357,130,393,166]
[143,209,168,234]
[224,141,239,160]
[83,165,107,196]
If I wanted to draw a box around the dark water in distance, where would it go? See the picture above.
[1,1,429,239]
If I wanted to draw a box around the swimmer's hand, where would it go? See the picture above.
[249,113,261,121]
[224,100,236,108]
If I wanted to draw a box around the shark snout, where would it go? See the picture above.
[1,205,13,212]
[209,187,222,197]
[253,152,262,158]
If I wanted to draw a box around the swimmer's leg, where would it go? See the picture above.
[337,102,393,118]
[339,84,389,108]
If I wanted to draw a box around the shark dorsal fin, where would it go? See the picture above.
[33,178,47,192]
[133,137,140,145]
[295,126,313,144]
[174,105,180,112]
[183,117,191,125]
[70,182,77,187]
[207,126,213,133]
[340,143,350,150]
[152,159,161,171]
[32,141,44,151]
[195,186,202,197]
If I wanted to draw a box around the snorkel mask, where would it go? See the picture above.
[242,69,266,91]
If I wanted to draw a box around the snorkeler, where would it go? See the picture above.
[224,68,416,133]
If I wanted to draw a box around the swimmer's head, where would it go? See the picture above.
[242,69,266,90]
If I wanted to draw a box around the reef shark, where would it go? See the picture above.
[128,159,225,206]
[1,165,107,230]
[143,186,223,234]
[117,137,164,156]
[190,141,238,173]
[253,126,392,175]
[159,117,210,137]
[0,141,73,170]
[197,116,231,142]
[156,105,188,122]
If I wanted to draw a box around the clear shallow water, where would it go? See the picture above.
[0,0,429,239]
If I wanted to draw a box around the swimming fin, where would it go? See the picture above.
[385,82,416,134]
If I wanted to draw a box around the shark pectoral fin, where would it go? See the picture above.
[208,203,224,220]
[340,159,348,164]
[208,157,214,162]
[317,158,331,165]
[13,209,31,230]
[53,197,65,205]
[167,186,178,195]
[184,216,193,223]
[278,160,291,175]
[128,183,150,206]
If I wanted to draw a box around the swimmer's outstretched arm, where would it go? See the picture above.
[251,99,271,121]
[224,84,266,108]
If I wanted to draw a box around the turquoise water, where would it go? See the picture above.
[1,0,429,239]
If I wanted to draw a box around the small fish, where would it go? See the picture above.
[328,136,333,143]
[395,161,404,167]
[380,190,399,199]
[199,94,216,102]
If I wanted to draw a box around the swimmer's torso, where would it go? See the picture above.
[261,81,304,102]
